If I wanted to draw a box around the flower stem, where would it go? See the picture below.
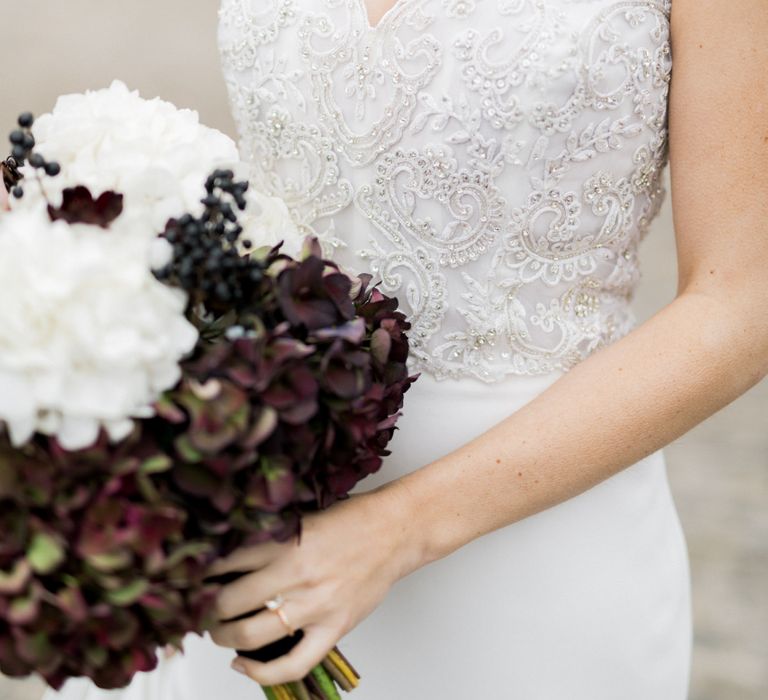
[321,659,354,692]
[328,648,360,681]
[261,649,356,699]
[289,681,312,700]
[310,664,342,700]
[275,685,296,700]
[326,649,360,687]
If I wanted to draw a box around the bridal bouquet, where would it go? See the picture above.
[0,82,415,700]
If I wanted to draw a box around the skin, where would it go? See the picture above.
[363,0,397,27]
[208,0,768,686]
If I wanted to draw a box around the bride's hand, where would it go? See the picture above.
[0,185,9,212]
[205,486,418,686]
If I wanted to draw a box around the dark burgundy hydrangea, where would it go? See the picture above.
[151,240,416,548]
[47,186,124,228]
[0,432,218,689]
[0,169,416,691]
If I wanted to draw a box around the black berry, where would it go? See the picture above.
[17,113,34,128]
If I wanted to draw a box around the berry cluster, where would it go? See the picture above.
[155,169,267,319]
[3,112,61,198]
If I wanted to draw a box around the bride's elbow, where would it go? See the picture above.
[676,273,768,385]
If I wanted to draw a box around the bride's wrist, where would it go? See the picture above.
[365,478,432,582]
[373,458,487,573]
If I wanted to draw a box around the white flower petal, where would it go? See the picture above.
[57,415,101,451]
[148,237,173,270]
[6,415,36,448]
[104,418,135,443]
[239,190,303,258]
[0,207,198,447]
[37,411,62,435]
[20,81,240,231]
[0,371,36,421]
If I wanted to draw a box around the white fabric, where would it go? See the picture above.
[219,0,673,382]
[46,1,693,698]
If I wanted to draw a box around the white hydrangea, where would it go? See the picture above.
[237,187,305,258]
[16,80,304,257]
[0,208,198,450]
[21,80,240,233]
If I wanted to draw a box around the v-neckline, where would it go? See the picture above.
[360,0,405,31]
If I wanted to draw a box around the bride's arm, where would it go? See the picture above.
[208,0,768,685]
[391,0,768,570]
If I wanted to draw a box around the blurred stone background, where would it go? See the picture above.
[0,2,765,698]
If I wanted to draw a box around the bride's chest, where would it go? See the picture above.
[220,0,591,88]
[219,0,672,149]
[219,0,672,379]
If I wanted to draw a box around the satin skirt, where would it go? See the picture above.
[45,371,693,700]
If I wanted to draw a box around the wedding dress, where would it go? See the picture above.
[46,0,692,698]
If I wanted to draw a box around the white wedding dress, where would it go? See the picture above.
[47,1,692,698]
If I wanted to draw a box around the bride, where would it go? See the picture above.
[47,0,767,698]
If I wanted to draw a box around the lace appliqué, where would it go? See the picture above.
[236,105,353,248]
[219,0,673,382]
[218,0,299,71]
[299,1,443,165]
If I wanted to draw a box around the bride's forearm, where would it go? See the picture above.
[381,288,768,576]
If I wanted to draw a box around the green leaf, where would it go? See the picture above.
[27,533,65,574]
[86,550,133,573]
[370,327,392,365]
[28,485,51,507]
[106,579,149,606]
[141,455,173,474]
[9,594,39,624]
[163,541,213,571]
[0,560,31,594]
[85,644,109,669]
[175,434,203,463]
[17,631,54,666]
[243,407,278,448]
[137,471,162,504]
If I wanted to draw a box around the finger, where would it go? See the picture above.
[206,541,290,579]
[213,566,294,622]
[231,625,337,686]
[210,600,304,651]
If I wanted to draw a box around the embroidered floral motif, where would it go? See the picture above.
[443,0,483,18]
[298,1,443,166]
[357,145,506,267]
[232,104,353,246]
[218,0,298,71]
[219,0,673,382]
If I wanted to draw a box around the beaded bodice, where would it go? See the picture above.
[218,0,672,382]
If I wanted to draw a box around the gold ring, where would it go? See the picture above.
[264,594,295,636]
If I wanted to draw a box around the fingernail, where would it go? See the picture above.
[232,660,247,675]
